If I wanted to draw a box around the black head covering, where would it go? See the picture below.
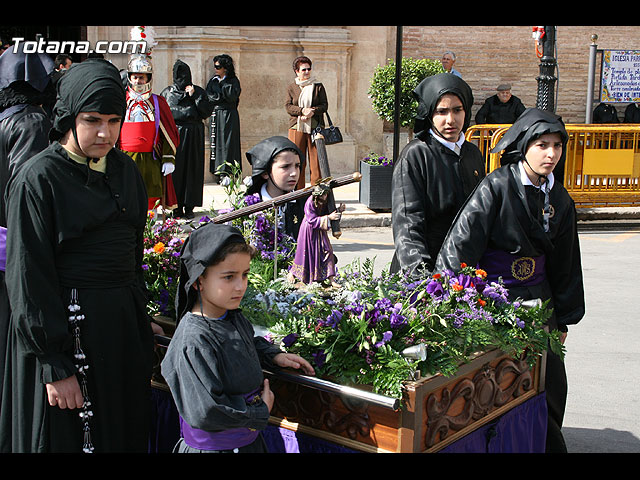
[491,108,568,165]
[175,222,247,321]
[172,59,192,91]
[0,43,54,92]
[50,58,126,142]
[245,136,302,194]
[412,72,474,136]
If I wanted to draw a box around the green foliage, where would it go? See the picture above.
[368,57,444,128]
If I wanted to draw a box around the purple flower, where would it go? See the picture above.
[312,350,326,368]
[374,330,393,348]
[282,333,299,347]
[319,310,342,329]
[426,279,444,297]
[482,283,509,304]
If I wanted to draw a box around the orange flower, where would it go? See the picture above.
[477,298,487,307]
[148,210,155,219]
[451,283,464,292]
[153,242,165,254]
[476,268,487,278]
[460,262,467,268]
[432,273,441,280]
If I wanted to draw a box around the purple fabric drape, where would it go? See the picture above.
[439,392,548,453]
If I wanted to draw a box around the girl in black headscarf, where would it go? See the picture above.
[391,73,486,276]
[161,222,314,453]
[436,108,585,453]
[0,59,156,453]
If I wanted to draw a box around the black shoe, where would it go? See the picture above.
[184,208,194,219]
[173,207,184,218]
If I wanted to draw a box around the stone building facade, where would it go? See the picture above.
[88,26,640,180]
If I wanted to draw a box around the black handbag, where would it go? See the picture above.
[314,111,343,145]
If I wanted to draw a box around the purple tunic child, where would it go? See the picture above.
[289,184,344,284]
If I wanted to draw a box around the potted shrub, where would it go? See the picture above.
[359,153,394,211]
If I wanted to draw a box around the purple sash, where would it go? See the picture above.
[179,388,262,451]
[480,248,545,287]
[180,417,259,451]
[0,227,6,272]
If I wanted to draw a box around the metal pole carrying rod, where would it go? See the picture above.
[265,368,401,411]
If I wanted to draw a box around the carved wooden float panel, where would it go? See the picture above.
[266,349,545,453]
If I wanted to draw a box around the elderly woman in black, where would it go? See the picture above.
[285,56,328,189]
[0,59,155,453]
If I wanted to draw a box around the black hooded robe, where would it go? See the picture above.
[0,43,54,407]
[161,61,214,212]
[0,143,154,453]
[435,108,585,453]
[206,74,241,177]
[391,73,486,276]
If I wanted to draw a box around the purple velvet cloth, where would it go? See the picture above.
[480,248,546,287]
[0,226,6,272]
[290,196,336,283]
[439,392,548,453]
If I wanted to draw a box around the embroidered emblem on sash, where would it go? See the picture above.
[511,257,536,281]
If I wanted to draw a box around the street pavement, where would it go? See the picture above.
[198,181,640,453]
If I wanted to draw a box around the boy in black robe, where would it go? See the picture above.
[161,222,314,453]
[0,59,156,453]
[436,108,585,453]
[391,73,485,276]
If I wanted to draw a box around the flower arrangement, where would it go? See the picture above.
[142,211,185,319]
[362,152,393,167]
[241,259,564,400]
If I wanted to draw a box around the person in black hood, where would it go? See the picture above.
[0,59,156,453]
[0,42,54,409]
[161,60,214,219]
[391,72,485,276]
[436,108,585,453]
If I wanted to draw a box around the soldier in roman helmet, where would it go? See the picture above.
[118,54,180,212]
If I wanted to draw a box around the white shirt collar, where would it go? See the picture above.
[429,129,465,153]
[518,160,554,190]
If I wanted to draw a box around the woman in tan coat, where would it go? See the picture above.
[285,56,328,189]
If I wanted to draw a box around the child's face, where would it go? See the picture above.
[525,132,563,178]
[196,252,251,318]
[263,150,300,192]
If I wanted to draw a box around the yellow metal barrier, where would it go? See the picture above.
[467,123,640,208]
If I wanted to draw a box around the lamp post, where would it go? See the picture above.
[535,26,558,113]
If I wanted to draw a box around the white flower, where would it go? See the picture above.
[242,176,253,187]
[220,176,231,187]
